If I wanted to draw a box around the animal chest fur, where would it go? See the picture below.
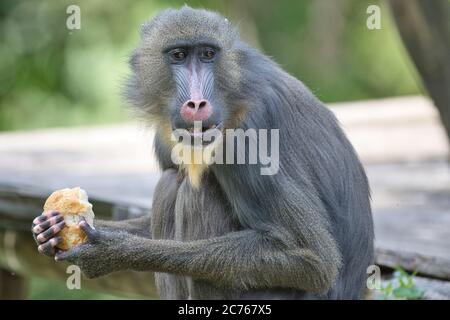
[153,172,240,299]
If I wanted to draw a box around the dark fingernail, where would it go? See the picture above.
[38,244,52,255]
[42,243,56,256]
[33,216,46,225]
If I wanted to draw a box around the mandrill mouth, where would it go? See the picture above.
[172,122,224,145]
[173,122,223,136]
[185,122,224,137]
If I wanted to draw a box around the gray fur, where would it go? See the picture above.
[45,6,374,300]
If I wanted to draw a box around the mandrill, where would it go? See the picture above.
[32,6,374,300]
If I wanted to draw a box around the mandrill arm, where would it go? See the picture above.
[56,222,340,294]
[55,171,342,294]
[95,215,152,238]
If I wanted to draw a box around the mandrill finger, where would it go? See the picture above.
[36,221,65,243]
[32,211,59,226]
[32,214,64,234]
[79,217,97,240]
[37,237,62,256]
[55,246,81,262]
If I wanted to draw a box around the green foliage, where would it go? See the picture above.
[379,266,425,300]
[0,0,421,131]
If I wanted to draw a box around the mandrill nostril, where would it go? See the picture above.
[185,100,209,110]
[187,101,196,109]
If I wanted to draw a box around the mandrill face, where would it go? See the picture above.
[125,7,247,147]
[165,42,224,141]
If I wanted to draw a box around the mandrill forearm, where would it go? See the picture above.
[106,228,340,294]
[95,214,152,238]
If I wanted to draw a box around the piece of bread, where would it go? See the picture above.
[43,187,95,250]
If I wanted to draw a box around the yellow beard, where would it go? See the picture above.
[184,162,208,188]
[159,118,226,189]
[172,139,221,188]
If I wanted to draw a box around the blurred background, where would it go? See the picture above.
[0,0,449,300]
[0,0,422,131]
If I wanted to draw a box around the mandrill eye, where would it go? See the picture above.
[169,49,187,63]
[200,47,216,61]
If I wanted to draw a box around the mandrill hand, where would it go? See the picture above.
[54,218,129,278]
[31,211,130,279]
[31,210,65,256]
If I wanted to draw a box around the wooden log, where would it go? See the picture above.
[375,247,450,280]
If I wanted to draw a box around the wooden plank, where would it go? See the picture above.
[330,96,449,162]
[375,248,450,280]
[367,161,450,261]
[413,276,450,300]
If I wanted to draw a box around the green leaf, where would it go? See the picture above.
[398,275,408,287]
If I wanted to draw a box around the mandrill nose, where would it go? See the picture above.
[180,99,213,122]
